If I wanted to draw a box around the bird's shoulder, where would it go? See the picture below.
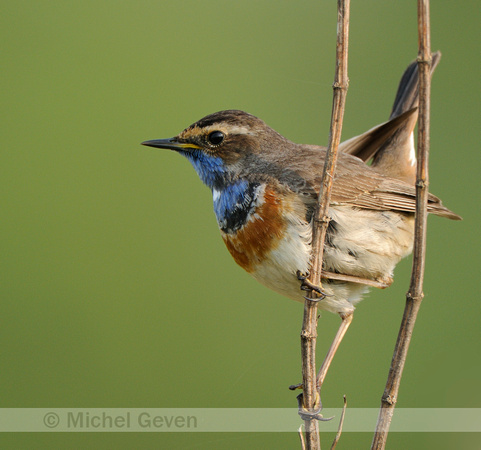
[244,143,398,204]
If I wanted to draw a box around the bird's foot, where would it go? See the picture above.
[296,392,333,422]
[297,270,330,298]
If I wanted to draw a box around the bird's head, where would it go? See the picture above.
[142,110,290,190]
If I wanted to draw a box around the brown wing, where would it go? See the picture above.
[291,147,461,221]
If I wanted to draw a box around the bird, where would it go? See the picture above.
[142,53,460,385]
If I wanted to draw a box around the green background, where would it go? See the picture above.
[2,1,480,448]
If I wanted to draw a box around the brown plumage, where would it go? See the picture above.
[142,54,461,388]
[142,53,460,317]
[187,107,460,222]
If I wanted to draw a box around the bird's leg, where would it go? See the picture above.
[298,270,392,299]
[289,312,353,392]
[316,312,353,389]
[321,270,393,289]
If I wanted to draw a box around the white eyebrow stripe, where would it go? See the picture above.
[203,123,256,136]
[180,123,256,140]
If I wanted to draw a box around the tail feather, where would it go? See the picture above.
[371,52,442,183]
[339,109,417,163]
[389,52,441,119]
[428,192,462,220]
[341,53,461,221]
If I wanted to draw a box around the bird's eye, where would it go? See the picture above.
[208,131,225,146]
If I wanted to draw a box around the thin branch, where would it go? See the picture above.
[330,396,347,450]
[299,1,350,448]
[371,1,432,448]
[298,424,307,450]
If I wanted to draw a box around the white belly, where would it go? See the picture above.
[250,206,414,315]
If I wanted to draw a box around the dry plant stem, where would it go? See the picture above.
[300,302,320,447]
[330,395,347,450]
[299,1,350,449]
[299,424,307,450]
[371,1,431,448]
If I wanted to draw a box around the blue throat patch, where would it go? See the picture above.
[180,150,227,189]
[213,181,260,234]
[179,149,260,233]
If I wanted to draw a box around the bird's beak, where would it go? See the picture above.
[141,138,201,151]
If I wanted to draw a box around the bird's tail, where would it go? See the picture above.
[340,53,461,221]
[370,52,441,183]
[340,52,441,184]
[389,52,441,119]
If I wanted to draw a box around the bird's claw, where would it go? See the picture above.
[296,270,308,281]
[297,270,330,298]
[296,393,333,422]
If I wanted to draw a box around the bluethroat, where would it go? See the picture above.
[142,54,460,380]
